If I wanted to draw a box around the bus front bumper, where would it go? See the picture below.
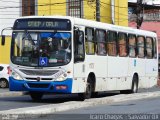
[9,77,73,93]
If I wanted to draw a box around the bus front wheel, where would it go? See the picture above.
[29,92,43,101]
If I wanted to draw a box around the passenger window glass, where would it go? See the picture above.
[137,36,145,58]
[107,31,117,56]
[86,42,95,54]
[146,37,153,58]
[118,33,127,57]
[85,28,95,54]
[153,38,157,59]
[0,66,4,71]
[129,34,136,57]
[96,30,106,55]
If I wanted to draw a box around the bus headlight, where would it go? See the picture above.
[11,71,23,80]
[56,73,67,81]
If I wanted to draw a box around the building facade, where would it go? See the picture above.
[128,2,160,52]
[0,0,21,64]
[37,0,128,26]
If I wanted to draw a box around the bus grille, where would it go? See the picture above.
[27,83,49,88]
[25,77,53,81]
[20,69,59,76]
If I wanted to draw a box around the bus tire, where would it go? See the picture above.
[29,92,43,101]
[130,75,138,93]
[78,78,92,101]
[120,75,138,94]
[91,92,98,98]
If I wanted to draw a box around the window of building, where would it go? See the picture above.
[118,33,127,57]
[85,28,95,55]
[146,37,153,58]
[96,29,106,55]
[67,0,82,18]
[137,36,145,58]
[128,34,136,57]
[22,0,35,16]
[107,31,117,56]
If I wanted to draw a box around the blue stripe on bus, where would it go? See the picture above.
[9,77,73,93]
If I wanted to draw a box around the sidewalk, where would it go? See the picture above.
[0,88,23,97]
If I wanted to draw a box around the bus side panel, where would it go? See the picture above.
[128,58,146,88]
[145,59,158,87]
[107,56,131,90]
[73,62,86,93]
[85,55,108,92]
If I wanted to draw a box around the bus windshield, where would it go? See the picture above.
[11,32,71,67]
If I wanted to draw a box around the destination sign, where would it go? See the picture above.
[13,18,71,30]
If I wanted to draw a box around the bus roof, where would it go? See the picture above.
[16,15,157,38]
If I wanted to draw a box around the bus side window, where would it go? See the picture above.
[74,29,85,62]
[153,38,157,59]
[137,36,145,58]
[107,31,117,56]
[128,34,136,58]
[95,29,106,55]
[146,37,153,59]
[118,32,127,57]
[85,27,95,55]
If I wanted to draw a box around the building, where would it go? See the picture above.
[0,0,21,64]
[0,0,128,64]
[37,0,128,26]
[128,2,160,51]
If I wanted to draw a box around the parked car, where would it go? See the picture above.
[0,64,9,88]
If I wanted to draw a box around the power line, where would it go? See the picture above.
[100,2,128,17]
[0,0,129,10]
[0,0,129,22]
[0,0,128,18]
[100,1,128,8]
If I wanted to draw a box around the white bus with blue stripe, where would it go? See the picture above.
[1,16,158,101]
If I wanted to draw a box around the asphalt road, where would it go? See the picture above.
[34,96,160,120]
[0,86,159,111]
[0,94,79,111]
[60,96,160,114]
[0,92,120,111]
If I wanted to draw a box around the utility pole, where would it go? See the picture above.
[136,0,143,29]
[96,0,100,21]
[79,0,82,18]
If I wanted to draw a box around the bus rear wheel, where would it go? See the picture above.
[120,75,138,94]
[130,75,138,93]
[29,92,43,101]
[78,78,92,101]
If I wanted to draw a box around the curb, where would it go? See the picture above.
[0,91,160,116]
[0,91,24,97]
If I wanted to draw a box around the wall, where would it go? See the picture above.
[38,0,66,16]
[0,0,21,64]
[37,0,128,26]
[0,37,11,64]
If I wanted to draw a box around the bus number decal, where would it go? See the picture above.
[89,63,94,69]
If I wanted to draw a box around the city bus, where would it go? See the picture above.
[1,16,158,101]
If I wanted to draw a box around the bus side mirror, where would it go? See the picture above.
[1,35,5,45]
